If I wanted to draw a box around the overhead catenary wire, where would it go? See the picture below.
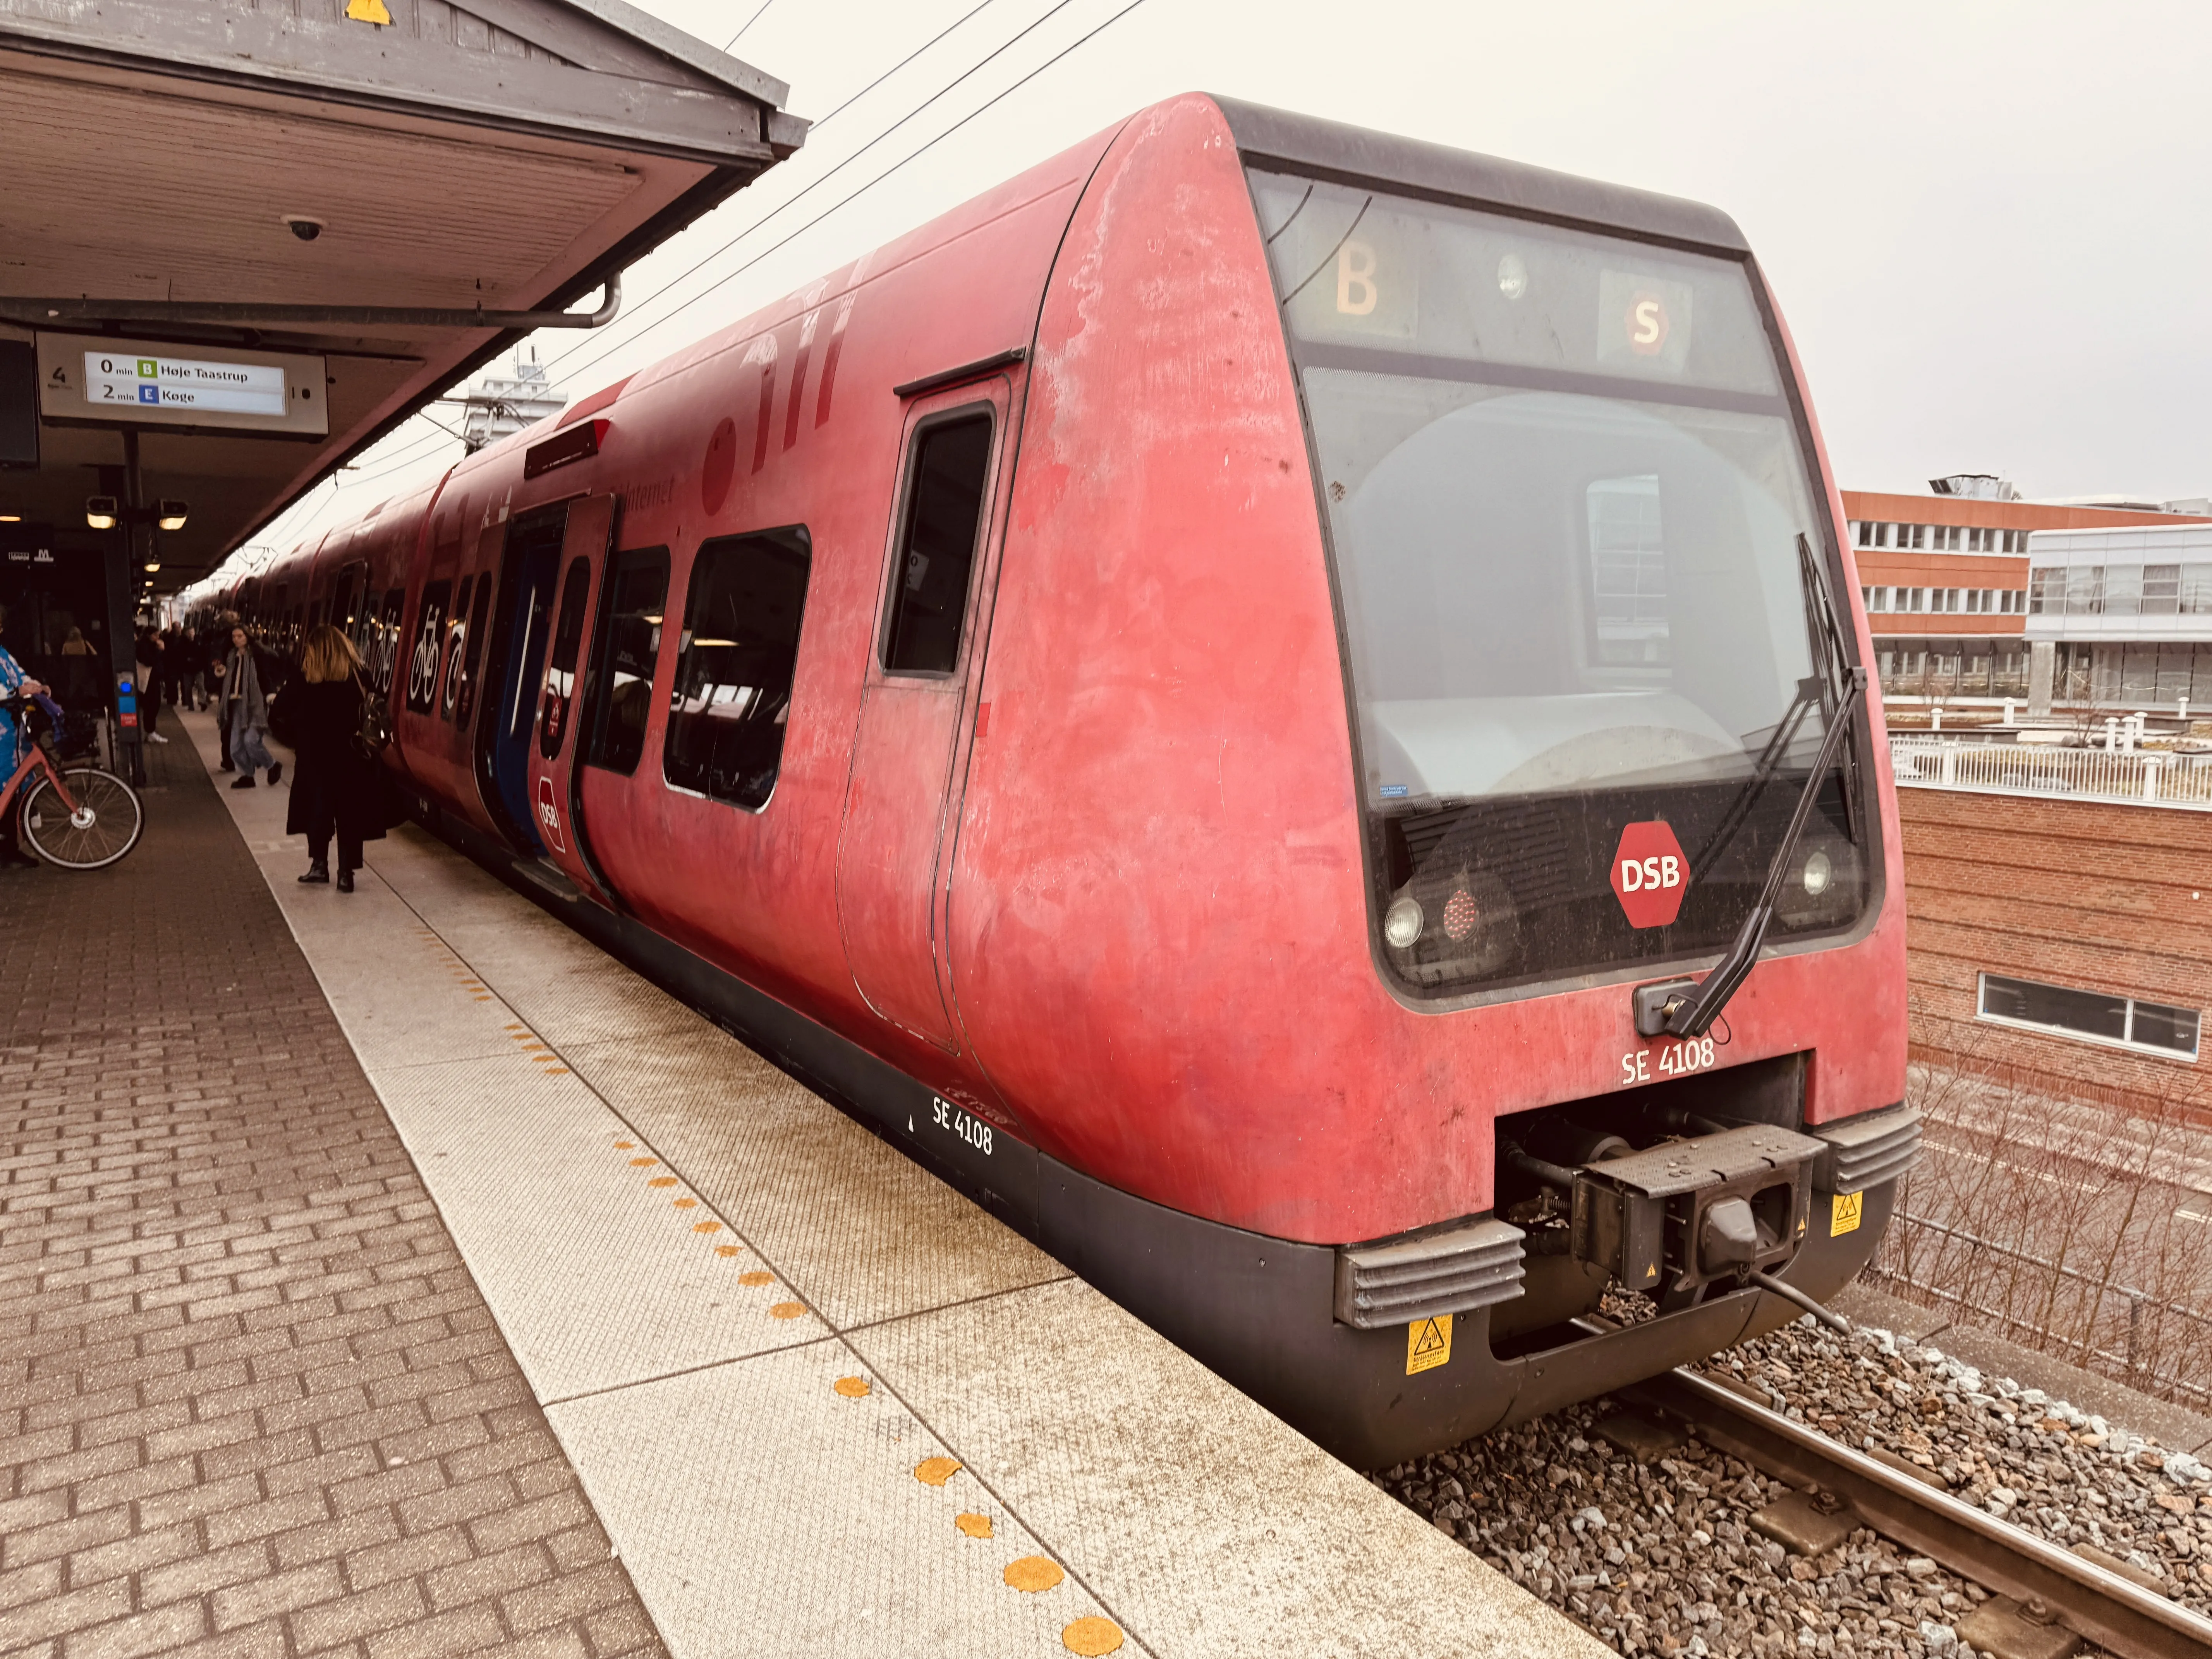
[539,0,1066,383]
[234,0,1152,573]
[543,0,1153,396]
[250,0,1008,567]
[722,0,775,51]
[537,0,998,380]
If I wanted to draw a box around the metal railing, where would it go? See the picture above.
[1891,734,2212,810]
[1865,1200,2212,1408]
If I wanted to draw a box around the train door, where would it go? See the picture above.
[835,388,1009,1051]
[524,496,619,899]
[567,536,668,908]
[472,508,565,853]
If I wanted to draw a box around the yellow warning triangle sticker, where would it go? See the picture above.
[346,0,393,23]
[1406,1313,1453,1374]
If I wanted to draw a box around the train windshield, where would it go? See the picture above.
[1252,169,1870,998]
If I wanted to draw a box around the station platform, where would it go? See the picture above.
[3,708,1606,1659]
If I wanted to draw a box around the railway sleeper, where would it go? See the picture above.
[1614,1368,2212,1659]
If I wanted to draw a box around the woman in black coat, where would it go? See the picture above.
[283,624,388,893]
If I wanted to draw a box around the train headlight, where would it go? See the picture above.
[1384,896,1425,949]
[1801,848,1833,898]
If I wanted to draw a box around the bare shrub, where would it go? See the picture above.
[1865,1040,2212,1406]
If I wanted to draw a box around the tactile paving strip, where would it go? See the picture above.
[550,1342,1127,1659]
[192,712,1607,1659]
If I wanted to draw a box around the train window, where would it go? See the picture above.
[403,581,452,715]
[538,560,593,760]
[882,411,992,675]
[454,574,493,728]
[665,528,811,812]
[1586,475,1668,669]
[439,575,474,722]
[582,548,670,776]
[371,589,405,697]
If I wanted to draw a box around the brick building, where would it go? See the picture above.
[1844,477,2211,704]
[1896,781,2212,1114]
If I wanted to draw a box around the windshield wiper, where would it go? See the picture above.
[1639,532,1866,1040]
[1639,665,1864,1039]
[1693,535,1861,874]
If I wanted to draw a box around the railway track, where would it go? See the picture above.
[1625,1365,2212,1659]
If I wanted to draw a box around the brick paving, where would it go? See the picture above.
[0,732,667,1659]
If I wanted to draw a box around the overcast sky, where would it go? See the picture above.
[244,0,2212,565]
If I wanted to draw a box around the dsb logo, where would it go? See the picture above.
[1611,821,1689,929]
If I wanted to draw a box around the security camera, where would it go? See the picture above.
[283,215,325,242]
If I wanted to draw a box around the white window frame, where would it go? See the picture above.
[1975,971,2202,1061]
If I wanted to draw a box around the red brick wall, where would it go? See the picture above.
[1899,786,2212,1114]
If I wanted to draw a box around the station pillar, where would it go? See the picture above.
[108,431,146,785]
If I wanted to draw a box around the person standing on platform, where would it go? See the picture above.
[0,605,49,868]
[139,627,173,746]
[57,627,99,707]
[220,623,281,790]
[285,625,385,893]
[205,623,234,768]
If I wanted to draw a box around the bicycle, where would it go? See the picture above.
[2,694,144,870]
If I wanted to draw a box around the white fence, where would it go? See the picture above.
[1890,735,2212,810]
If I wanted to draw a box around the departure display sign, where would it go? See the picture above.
[35,332,328,436]
[84,350,287,417]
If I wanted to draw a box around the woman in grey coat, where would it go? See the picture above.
[221,624,283,790]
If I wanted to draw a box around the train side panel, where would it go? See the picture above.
[570,156,1102,1085]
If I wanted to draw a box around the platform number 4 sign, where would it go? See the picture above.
[1406,1314,1453,1376]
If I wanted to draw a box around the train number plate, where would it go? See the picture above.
[929,1096,994,1156]
[1620,1035,1717,1086]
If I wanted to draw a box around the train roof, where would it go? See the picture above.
[1214,96,1751,257]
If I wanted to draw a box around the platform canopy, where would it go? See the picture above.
[0,0,805,594]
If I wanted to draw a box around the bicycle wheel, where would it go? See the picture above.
[19,766,144,869]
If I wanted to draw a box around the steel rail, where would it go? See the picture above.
[1626,1365,2212,1659]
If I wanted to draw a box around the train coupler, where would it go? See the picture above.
[1568,1123,1825,1303]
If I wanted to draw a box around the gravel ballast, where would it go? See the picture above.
[1376,1315,2212,1657]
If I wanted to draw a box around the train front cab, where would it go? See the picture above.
[941,94,1919,1471]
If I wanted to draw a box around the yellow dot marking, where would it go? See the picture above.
[1004,1557,1064,1593]
[955,1512,992,1539]
[543,1068,570,1075]
[647,1176,677,1188]
[673,1197,697,1209]
[715,1245,741,1258]
[834,1376,871,1399]
[768,1301,806,1320]
[472,995,494,1001]
[613,1142,635,1150]
[629,1158,658,1168]
[1062,1617,1123,1656]
[692,1221,722,1234]
[505,1024,526,1032]
[913,1457,962,1487]
[738,1271,773,1286]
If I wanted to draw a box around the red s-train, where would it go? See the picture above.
[221,95,1918,1467]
